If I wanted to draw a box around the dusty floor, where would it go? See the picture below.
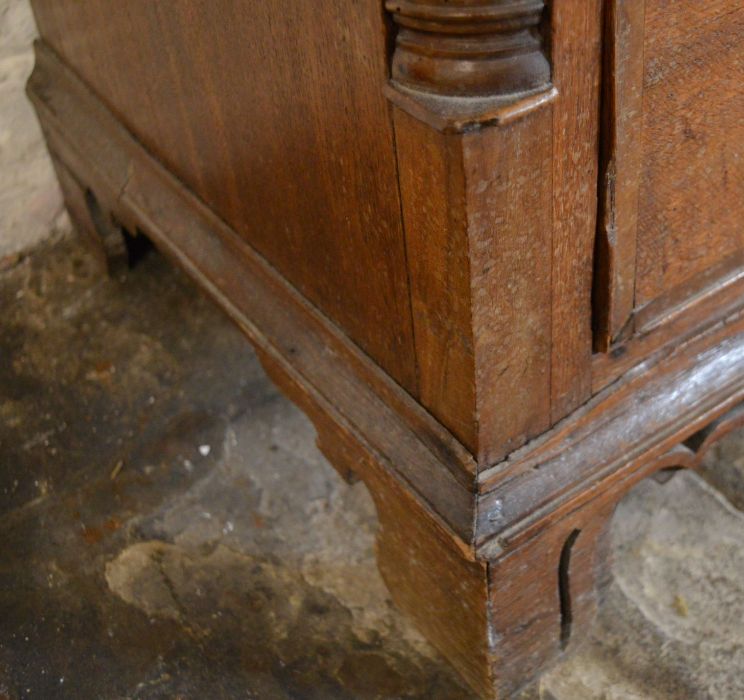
[0,229,475,699]
[3,226,744,700]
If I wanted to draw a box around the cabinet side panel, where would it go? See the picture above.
[634,0,744,307]
[30,0,418,393]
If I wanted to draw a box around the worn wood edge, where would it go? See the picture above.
[592,0,646,351]
[250,342,479,562]
[384,82,558,133]
[635,253,744,335]
[27,39,479,543]
[477,315,744,557]
[593,253,744,392]
[484,400,744,562]
[548,0,603,421]
[481,407,744,694]
[484,386,744,557]
[480,309,744,489]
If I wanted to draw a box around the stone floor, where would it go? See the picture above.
[2,226,744,700]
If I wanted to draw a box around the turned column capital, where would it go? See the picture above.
[385,0,551,98]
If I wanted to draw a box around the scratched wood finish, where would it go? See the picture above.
[38,49,744,696]
[484,397,744,696]
[27,44,496,694]
[463,112,554,464]
[394,103,554,462]
[478,317,744,555]
[29,0,418,392]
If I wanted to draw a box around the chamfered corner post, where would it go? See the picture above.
[384,0,560,468]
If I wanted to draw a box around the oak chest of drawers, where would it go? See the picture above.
[26,1,743,696]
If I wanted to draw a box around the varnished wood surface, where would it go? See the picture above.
[27,42,476,540]
[548,0,603,419]
[596,0,744,351]
[30,0,418,393]
[386,0,550,97]
[635,0,744,308]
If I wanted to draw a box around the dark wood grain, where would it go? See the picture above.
[30,0,418,392]
[386,0,550,97]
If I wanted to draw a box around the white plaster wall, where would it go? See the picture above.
[0,0,63,261]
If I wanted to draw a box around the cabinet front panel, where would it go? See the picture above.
[594,0,743,364]
[635,0,744,309]
[30,0,418,392]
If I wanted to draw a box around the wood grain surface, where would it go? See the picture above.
[30,0,418,392]
[394,108,478,450]
[635,0,744,308]
[593,0,647,348]
[27,42,477,540]
[595,0,744,350]
[549,0,603,419]
[479,315,744,555]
